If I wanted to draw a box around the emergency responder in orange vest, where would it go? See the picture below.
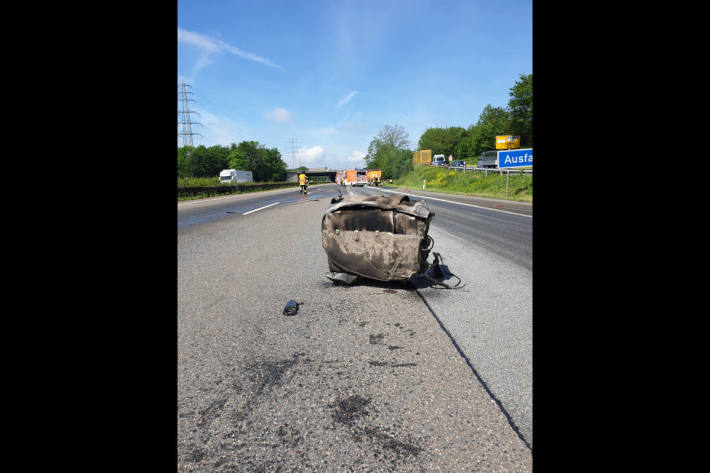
[299,171,308,194]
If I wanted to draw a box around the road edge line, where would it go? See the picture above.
[374,188,532,217]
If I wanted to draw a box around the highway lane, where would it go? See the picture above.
[178,185,334,230]
[371,186,532,270]
[177,185,532,471]
[179,184,534,446]
[353,185,533,446]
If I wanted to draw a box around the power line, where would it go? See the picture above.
[188,89,247,147]
[178,82,202,147]
[286,137,300,169]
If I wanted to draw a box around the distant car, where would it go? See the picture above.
[452,160,465,168]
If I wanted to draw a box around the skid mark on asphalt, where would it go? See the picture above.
[328,395,424,463]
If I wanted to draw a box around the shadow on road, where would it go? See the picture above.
[323,264,461,291]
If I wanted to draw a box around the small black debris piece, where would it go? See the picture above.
[330,190,344,204]
[283,300,299,316]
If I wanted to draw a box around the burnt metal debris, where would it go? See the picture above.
[322,193,433,283]
[330,190,344,204]
[321,192,460,289]
[322,192,464,288]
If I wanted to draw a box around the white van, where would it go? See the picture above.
[219,169,254,183]
[432,154,447,166]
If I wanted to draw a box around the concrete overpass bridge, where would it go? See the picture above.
[286,167,339,183]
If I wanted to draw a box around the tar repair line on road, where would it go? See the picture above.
[407,280,533,452]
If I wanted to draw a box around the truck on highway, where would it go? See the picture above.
[366,169,382,186]
[477,151,499,168]
[412,149,432,165]
[344,169,368,186]
[478,136,523,168]
[344,169,356,186]
[356,169,368,185]
[219,169,254,183]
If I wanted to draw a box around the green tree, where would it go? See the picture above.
[453,127,477,162]
[227,141,287,182]
[227,141,259,172]
[365,125,413,179]
[367,125,409,159]
[390,147,414,179]
[506,73,532,147]
[259,147,287,182]
[417,127,445,155]
[177,146,194,178]
[206,145,230,173]
[366,143,413,180]
[375,124,410,149]
[417,126,466,158]
[469,105,511,156]
[183,145,209,177]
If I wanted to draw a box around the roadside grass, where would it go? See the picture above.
[391,165,532,202]
[178,176,225,187]
[177,177,297,201]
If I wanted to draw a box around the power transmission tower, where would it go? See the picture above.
[178,82,202,147]
[286,137,300,169]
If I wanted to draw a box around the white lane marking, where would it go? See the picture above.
[242,202,280,215]
[375,188,532,218]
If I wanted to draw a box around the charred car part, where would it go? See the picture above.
[322,193,435,283]
[424,251,465,289]
[330,190,344,204]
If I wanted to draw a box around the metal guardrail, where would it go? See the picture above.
[177,182,298,197]
[444,165,532,174]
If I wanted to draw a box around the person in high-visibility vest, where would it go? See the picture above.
[299,171,308,194]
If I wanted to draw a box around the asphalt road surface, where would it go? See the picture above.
[178,184,532,472]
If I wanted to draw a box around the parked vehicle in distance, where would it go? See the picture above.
[432,154,447,166]
[452,160,465,167]
[412,149,432,165]
[478,150,499,168]
[344,169,368,186]
[366,169,382,186]
[219,169,254,183]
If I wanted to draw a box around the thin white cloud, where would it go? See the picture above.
[346,150,366,162]
[336,91,358,108]
[264,107,291,122]
[178,27,283,73]
[191,107,246,146]
[297,146,325,165]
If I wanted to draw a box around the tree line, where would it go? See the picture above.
[178,73,531,182]
[177,141,287,182]
[365,73,531,178]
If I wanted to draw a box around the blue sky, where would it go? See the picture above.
[178,0,531,170]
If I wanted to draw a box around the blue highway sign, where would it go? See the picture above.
[497,148,533,168]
